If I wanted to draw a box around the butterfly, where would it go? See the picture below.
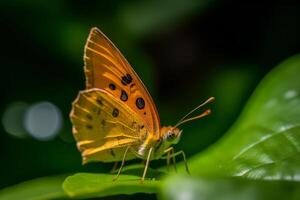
[70,27,214,182]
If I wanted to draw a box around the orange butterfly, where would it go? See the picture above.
[70,27,214,182]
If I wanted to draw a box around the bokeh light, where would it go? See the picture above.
[24,101,63,141]
[2,102,28,138]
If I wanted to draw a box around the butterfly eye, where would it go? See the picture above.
[166,131,176,141]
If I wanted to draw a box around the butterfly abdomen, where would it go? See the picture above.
[134,132,162,159]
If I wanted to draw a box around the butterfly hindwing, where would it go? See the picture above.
[84,28,160,136]
[70,89,148,163]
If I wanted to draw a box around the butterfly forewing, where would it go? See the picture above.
[84,28,160,136]
[70,89,148,163]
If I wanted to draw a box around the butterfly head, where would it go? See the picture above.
[153,126,182,157]
[161,126,182,145]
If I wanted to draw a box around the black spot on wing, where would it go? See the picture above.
[120,90,128,102]
[96,98,103,106]
[86,114,93,120]
[109,83,116,90]
[121,74,133,85]
[110,149,116,157]
[86,124,93,129]
[136,97,145,109]
[112,108,119,117]
[130,83,135,88]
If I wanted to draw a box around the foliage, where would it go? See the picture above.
[0,175,68,200]
[187,54,300,179]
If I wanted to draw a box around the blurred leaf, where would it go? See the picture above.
[161,175,300,200]
[62,165,162,199]
[0,175,68,200]
[187,54,300,180]
[121,0,216,37]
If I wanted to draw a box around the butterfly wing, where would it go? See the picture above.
[70,88,148,163]
[84,27,160,136]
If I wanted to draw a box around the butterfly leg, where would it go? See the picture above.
[173,150,190,175]
[161,149,189,174]
[110,161,118,173]
[171,148,177,172]
[166,150,171,171]
[113,146,130,181]
[141,147,153,183]
[163,147,177,172]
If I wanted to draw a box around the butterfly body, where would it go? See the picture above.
[70,27,213,181]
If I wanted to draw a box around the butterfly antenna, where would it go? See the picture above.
[174,97,215,128]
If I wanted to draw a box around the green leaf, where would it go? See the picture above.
[161,175,300,200]
[0,175,68,200]
[188,54,300,180]
[62,165,162,199]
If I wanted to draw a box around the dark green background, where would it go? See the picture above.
[1,0,300,192]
